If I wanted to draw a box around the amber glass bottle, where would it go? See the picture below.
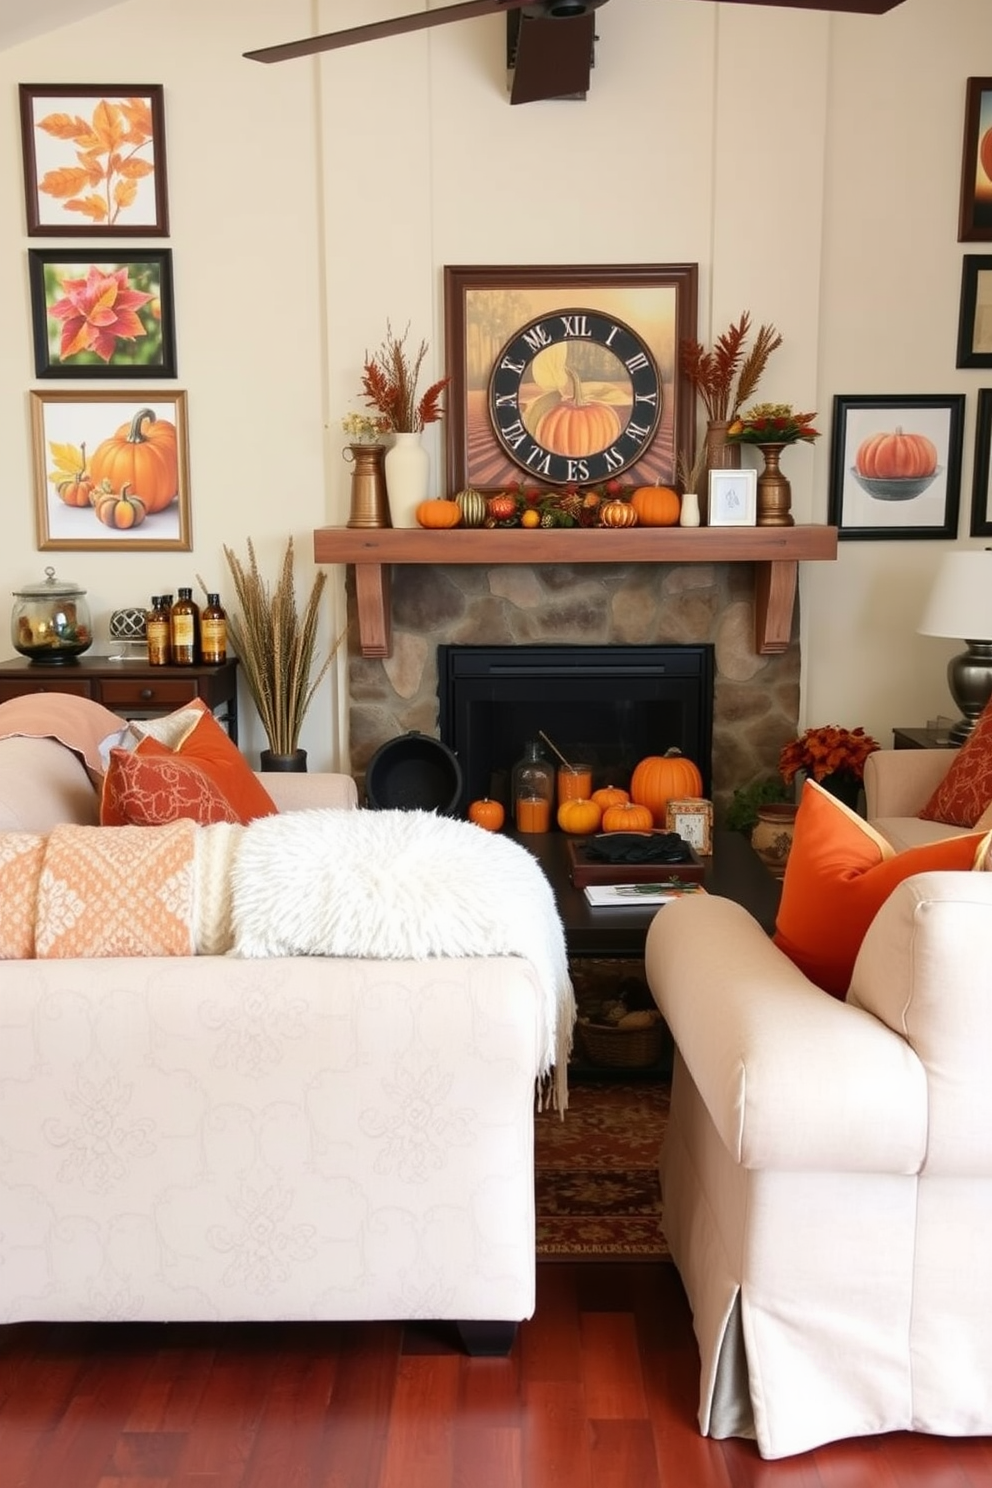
[200,592,227,665]
[169,587,199,666]
[146,595,171,666]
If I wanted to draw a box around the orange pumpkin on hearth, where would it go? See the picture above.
[601,801,654,833]
[630,749,704,827]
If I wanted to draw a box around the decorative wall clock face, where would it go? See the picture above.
[487,309,662,486]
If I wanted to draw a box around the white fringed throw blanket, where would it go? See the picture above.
[229,809,576,1110]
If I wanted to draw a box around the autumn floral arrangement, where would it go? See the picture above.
[340,412,389,444]
[680,311,783,423]
[360,321,451,433]
[728,403,820,447]
[779,725,880,787]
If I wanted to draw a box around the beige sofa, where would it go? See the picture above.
[644,867,992,1459]
[864,747,992,850]
[0,726,569,1353]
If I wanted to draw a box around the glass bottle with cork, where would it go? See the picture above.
[169,587,199,665]
[200,592,227,664]
[511,740,555,833]
[146,595,171,666]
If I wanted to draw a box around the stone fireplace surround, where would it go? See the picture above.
[344,559,802,819]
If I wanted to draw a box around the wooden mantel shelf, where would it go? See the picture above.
[313,524,838,659]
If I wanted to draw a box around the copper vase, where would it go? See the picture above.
[345,442,391,529]
[756,442,794,528]
[703,419,742,525]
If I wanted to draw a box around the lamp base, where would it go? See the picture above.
[947,640,992,744]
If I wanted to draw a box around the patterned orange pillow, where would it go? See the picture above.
[918,696,992,828]
[101,747,242,827]
[774,780,987,998]
[125,698,277,824]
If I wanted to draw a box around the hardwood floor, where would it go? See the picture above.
[2,1262,991,1487]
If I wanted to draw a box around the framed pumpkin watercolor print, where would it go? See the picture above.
[31,390,191,551]
[958,78,992,242]
[971,388,992,537]
[19,84,169,237]
[442,263,698,496]
[827,394,965,541]
[28,250,177,378]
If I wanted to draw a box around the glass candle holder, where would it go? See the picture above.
[556,763,592,806]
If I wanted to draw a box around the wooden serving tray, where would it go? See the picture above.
[567,834,706,888]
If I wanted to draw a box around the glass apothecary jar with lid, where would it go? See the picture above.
[11,567,93,664]
[511,739,555,833]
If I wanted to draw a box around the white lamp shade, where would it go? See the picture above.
[919,550,992,640]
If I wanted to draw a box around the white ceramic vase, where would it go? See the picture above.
[384,432,430,527]
[679,491,701,527]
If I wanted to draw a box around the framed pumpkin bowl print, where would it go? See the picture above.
[442,263,698,497]
[31,390,191,551]
[827,394,965,540]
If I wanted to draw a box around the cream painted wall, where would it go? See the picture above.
[2,0,988,770]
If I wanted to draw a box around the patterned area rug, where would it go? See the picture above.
[535,1080,670,1261]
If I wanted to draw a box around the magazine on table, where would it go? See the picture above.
[583,883,708,907]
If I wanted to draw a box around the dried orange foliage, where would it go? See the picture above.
[36,97,155,226]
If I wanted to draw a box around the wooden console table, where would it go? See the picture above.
[0,655,240,743]
[312,525,838,660]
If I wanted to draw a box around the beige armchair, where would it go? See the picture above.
[644,867,992,1459]
[864,748,992,850]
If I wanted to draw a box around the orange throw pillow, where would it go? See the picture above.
[773,780,987,998]
[918,695,992,828]
[101,748,242,827]
[100,699,277,826]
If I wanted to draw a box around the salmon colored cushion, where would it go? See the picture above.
[101,699,277,826]
[774,780,987,998]
[101,747,242,827]
[918,695,992,828]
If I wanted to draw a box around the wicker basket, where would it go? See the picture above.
[576,1017,668,1070]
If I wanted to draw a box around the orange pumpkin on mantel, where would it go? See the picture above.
[630,484,680,527]
[854,427,937,480]
[601,801,654,833]
[556,798,603,836]
[415,498,462,529]
[599,498,639,529]
[630,748,704,827]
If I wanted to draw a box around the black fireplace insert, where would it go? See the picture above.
[437,643,714,815]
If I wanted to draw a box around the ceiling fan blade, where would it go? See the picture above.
[706,0,904,11]
[508,9,596,104]
[244,0,530,64]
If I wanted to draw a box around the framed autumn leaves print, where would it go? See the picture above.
[28,250,177,378]
[19,84,169,237]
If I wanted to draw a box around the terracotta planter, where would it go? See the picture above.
[751,801,798,878]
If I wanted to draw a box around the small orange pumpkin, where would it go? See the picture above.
[556,797,603,836]
[601,801,654,833]
[416,498,461,529]
[468,798,505,832]
[93,482,147,531]
[630,484,681,527]
[599,498,639,528]
[487,493,518,523]
[56,443,94,508]
[88,407,178,514]
[591,785,630,810]
[630,748,704,827]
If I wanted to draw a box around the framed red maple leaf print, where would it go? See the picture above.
[19,84,169,237]
[28,250,176,378]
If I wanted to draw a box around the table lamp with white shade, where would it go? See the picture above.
[918,549,992,744]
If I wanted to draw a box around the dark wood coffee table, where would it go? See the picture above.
[509,827,781,958]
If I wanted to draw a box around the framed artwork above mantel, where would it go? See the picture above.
[442,263,698,497]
